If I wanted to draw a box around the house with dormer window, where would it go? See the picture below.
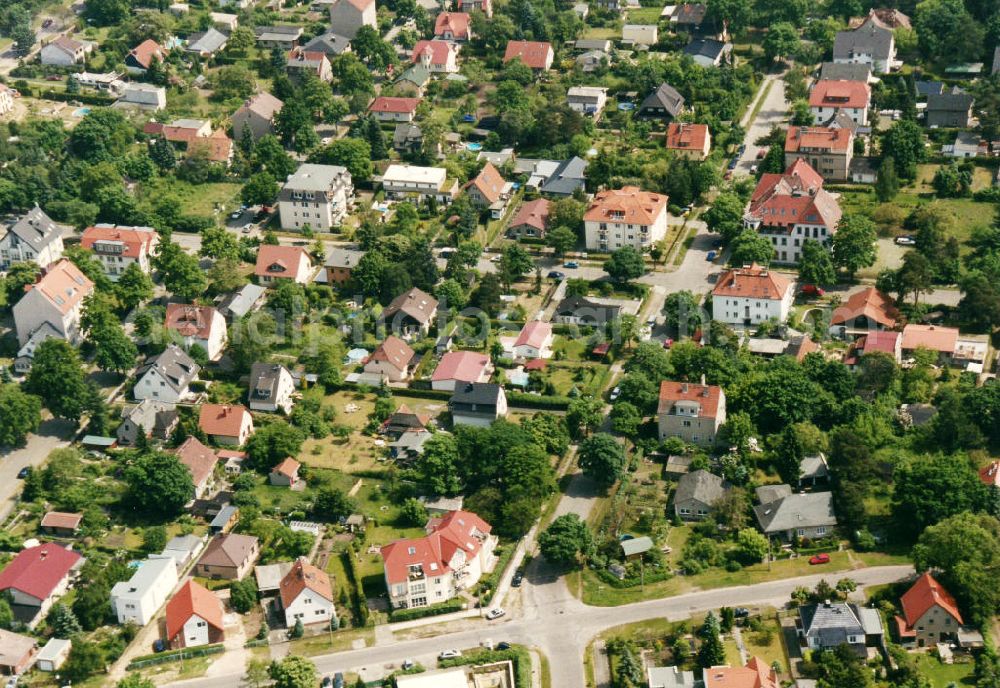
[255,245,313,285]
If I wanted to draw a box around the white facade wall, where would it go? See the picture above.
[181,614,211,647]
[0,232,64,270]
[111,559,179,626]
[712,290,794,326]
[811,104,868,126]
[584,207,668,251]
[283,589,335,627]
[13,290,82,346]
[134,368,188,403]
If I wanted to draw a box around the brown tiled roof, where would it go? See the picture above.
[279,558,333,608]
[712,263,792,301]
[198,404,251,438]
[583,186,667,226]
[40,512,83,531]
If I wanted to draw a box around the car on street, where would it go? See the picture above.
[486,607,506,620]
[800,284,825,297]
[756,148,767,159]
[809,553,831,565]
[706,250,717,261]
[496,642,511,650]
[511,571,523,587]
[16,467,29,479]
[895,235,916,246]
[547,270,565,279]
[564,261,579,268]
[439,650,462,659]
[229,210,243,219]
[749,164,758,174]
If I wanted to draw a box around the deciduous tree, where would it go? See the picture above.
[538,513,592,567]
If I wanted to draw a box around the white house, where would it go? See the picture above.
[583,186,669,252]
[255,245,313,285]
[117,82,167,110]
[80,224,159,280]
[622,24,658,46]
[279,558,335,627]
[13,258,93,346]
[513,320,553,359]
[40,36,93,66]
[165,580,224,649]
[110,557,178,626]
[248,362,297,413]
[278,163,353,231]
[411,40,460,73]
[134,346,201,403]
[0,544,83,627]
[382,164,459,204]
[567,86,608,118]
[809,80,871,126]
[0,206,65,271]
[164,304,228,361]
[381,510,496,610]
[711,263,795,327]
[449,382,507,427]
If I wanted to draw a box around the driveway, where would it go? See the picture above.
[0,417,76,521]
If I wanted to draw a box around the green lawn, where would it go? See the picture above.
[914,653,976,687]
[723,619,787,675]
[137,179,243,218]
[626,5,665,23]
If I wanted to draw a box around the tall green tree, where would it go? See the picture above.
[25,339,90,421]
[697,612,726,668]
[874,156,899,202]
[115,262,154,311]
[577,433,627,487]
[603,246,645,282]
[0,384,41,447]
[797,240,836,286]
[832,215,877,278]
[124,451,195,518]
[538,513,592,567]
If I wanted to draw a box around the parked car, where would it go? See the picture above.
[895,235,916,246]
[490,254,502,262]
[42,18,53,28]
[242,223,253,233]
[809,553,831,565]
[401,659,415,670]
[733,607,750,618]
[486,607,506,620]
[609,386,621,401]
[333,674,344,688]
[547,271,565,279]
[16,467,29,479]
[800,284,825,297]
[46,74,62,81]
[439,649,462,659]
[152,639,167,653]
[496,642,512,650]
[706,250,717,261]
[564,261,579,269]
[229,210,243,219]
[511,571,523,587]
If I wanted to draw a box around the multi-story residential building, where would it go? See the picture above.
[744,159,842,264]
[134,346,200,403]
[895,572,965,648]
[198,404,255,446]
[232,92,284,142]
[449,382,508,427]
[583,186,668,252]
[381,510,496,609]
[110,557,178,626]
[411,40,459,73]
[248,362,297,413]
[464,162,513,218]
[665,122,711,160]
[369,96,421,122]
[328,0,376,39]
[278,163,353,231]
[711,263,794,326]
[323,247,365,285]
[458,0,492,17]
[255,245,313,285]
[809,79,871,126]
[833,16,896,74]
[286,48,333,82]
[13,259,94,346]
[364,336,416,383]
[279,558,335,627]
[657,381,726,447]
[503,40,554,71]
[80,224,159,280]
[164,304,227,361]
[174,437,219,500]
[0,206,64,270]
[40,36,93,66]
[382,286,439,335]
[925,89,974,128]
[381,165,459,204]
[567,86,609,118]
[784,126,853,182]
[165,580,225,649]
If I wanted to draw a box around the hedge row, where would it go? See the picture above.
[592,565,672,589]
[439,647,533,688]
[128,644,224,669]
[341,550,370,627]
[29,89,116,106]
[388,597,464,622]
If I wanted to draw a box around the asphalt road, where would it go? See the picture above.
[0,417,76,522]
[166,565,913,688]
[735,73,789,177]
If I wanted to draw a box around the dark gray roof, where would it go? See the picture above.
[800,454,829,481]
[915,80,944,97]
[755,483,792,505]
[325,247,365,269]
[249,362,290,402]
[393,122,423,147]
[118,399,178,444]
[927,89,973,113]
[640,83,685,117]
[683,39,730,61]
[303,31,351,55]
[675,469,726,506]
[819,62,871,82]
[137,345,200,394]
[539,156,588,195]
[186,27,228,54]
[255,25,304,37]
[753,491,837,534]
[799,603,865,646]
[6,206,61,253]
[574,38,612,52]
[833,23,894,62]
[217,283,267,319]
[210,504,238,529]
[450,382,503,407]
[554,295,622,325]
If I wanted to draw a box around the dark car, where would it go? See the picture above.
[733,607,750,618]
[547,270,565,279]
[153,639,167,653]
[42,18,53,28]
[334,674,344,688]
[321,678,332,688]
[16,467,30,479]
[511,572,523,587]
[496,642,511,651]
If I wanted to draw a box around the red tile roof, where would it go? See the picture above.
[584,186,668,226]
[279,558,333,608]
[255,245,310,279]
[434,12,471,39]
[166,579,224,643]
[515,320,552,349]
[40,512,83,531]
[432,351,491,383]
[657,380,723,420]
[666,122,710,152]
[81,225,158,259]
[464,162,507,204]
[524,358,547,371]
[174,436,219,488]
[189,128,234,164]
[809,79,871,109]
[271,457,300,479]
[785,126,852,153]
[411,40,454,66]
[980,460,1000,487]
[26,259,93,316]
[900,571,963,628]
[381,510,492,585]
[369,335,415,372]
[703,656,778,688]
[712,263,792,301]
[503,40,553,69]
[369,96,421,114]
[747,160,841,231]
[198,404,252,438]
[165,304,222,340]
[831,287,899,328]
[901,324,959,353]
[510,198,550,232]
[129,39,165,69]
[0,544,82,602]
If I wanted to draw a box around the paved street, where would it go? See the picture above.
[0,417,75,522]
[735,73,789,177]
[165,565,913,688]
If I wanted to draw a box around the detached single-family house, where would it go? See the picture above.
[232,92,283,142]
[647,665,698,688]
[210,12,239,30]
[0,544,83,625]
[657,381,726,447]
[754,489,837,541]
[0,630,37,676]
[165,304,227,361]
[40,36,92,66]
[830,286,899,335]
[279,558,335,627]
[13,258,93,347]
[194,533,260,580]
[303,31,352,57]
[269,457,302,487]
[895,572,965,647]
[622,24,658,47]
[503,40,554,72]
[833,16,896,74]
[567,86,609,119]
[34,638,71,672]
[799,601,883,656]
[432,351,492,391]
[381,165,459,204]
[80,224,160,280]
[900,324,959,363]
[278,163,354,231]
[255,245,313,285]
[145,119,234,166]
[186,28,228,57]
[328,0,376,39]
[948,131,981,159]
[110,557,178,626]
[39,512,83,538]
[464,162,513,219]
[668,2,709,34]
[683,39,731,67]
[324,247,365,285]
[382,286,439,336]
[843,331,901,367]
[165,580,225,649]
[508,198,550,239]
[174,437,219,500]
[369,96,421,123]
[117,82,167,110]
[552,295,622,327]
[583,186,669,252]
[126,39,166,73]
[286,48,332,82]
[364,336,416,382]
[249,362,296,414]
[393,122,425,151]
[134,346,200,404]
[702,658,779,688]
[255,25,304,50]
[411,40,459,73]
[449,382,507,427]
[382,405,431,437]
[381,510,496,609]
[665,122,711,160]
[0,206,65,271]
[673,469,727,521]
[809,80,871,126]
[712,263,794,326]
[199,404,254,446]
[638,83,684,119]
[153,534,205,572]
[537,156,588,196]
[435,12,472,41]
[576,49,609,72]
[217,283,267,321]
[925,88,974,128]
[513,321,553,359]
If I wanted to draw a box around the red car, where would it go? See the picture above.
[800,284,825,297]
[808,553,831,565]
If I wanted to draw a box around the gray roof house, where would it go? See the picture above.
[683,39,732,67]
[185,27,228,56]
[303,31,352,56]
[553,295,622,327]
[754,489,837,540]
[117,399,179,446]
[216,283,267,320]
[639,83,685,119]
[799,454,829,487]
[832,21,895,73]
[647,665,700,688]
[538,156,588,196]
[0,205,65,270]
[393,123,424,153]
[673,469,727,521]
[449,382,507,427]
[925,89,974,128]
[819,62,871,83]
[574,38,612,52]
[947,131,980,159]
[134,345,201,403]
[798,602,883,656]
[248,362,295,414]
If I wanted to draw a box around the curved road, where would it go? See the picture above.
[166,564,913,688]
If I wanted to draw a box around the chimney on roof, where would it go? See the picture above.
[681,383,688,393]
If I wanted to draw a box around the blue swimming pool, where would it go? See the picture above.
[466,142,483,151]
[72,107,91,117]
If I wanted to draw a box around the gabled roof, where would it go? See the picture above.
[712,264,792,301]
[703,656,779,688]
[450,382,503,407]
[174,436,219,488]
[503,40,552,69]
[383,287,438,325]
[658,381,723,419]
[584,186,667,226]
[810,80,871,109]
[381,510,492,585]
[754,491,837,534]
[0,544,82,602]
[23,259,93,315]
[785,126,852,153]
[411,40,455,66]
[434,12,471,39]
[819,61,872,82]
[199,533,258,567]
[672,2,707,24]
[370,335,415,372]
[539,156,588,195]
[137,345,200,393]
[235,92,283,121]
[279,558,333,608]
[433,350,490,383]
[464,162,507,204]
[927,89,974,113]
[510,198,550,231]
[831,287,899,328]
[746,160,841,231]
[666,122,709,152]
[515,320,552,349]
[250,362,292,401]
[165,303,222,340]
[303,31,352,55]
[81,224,158,259]
[186,28,228,54]
[6,206,61,253]
[798,602,865,644]
[271,456,301,479]
[255,245,310,278]
[0,629,36,668]
[166,579,224,642]
[675,469,726,506]
[900,324,959,353]
[369,96,421,114]
[683,38,730,61]
[40,511,83,531]
[833,20,894,61]
[199,404,251,438]
[900,571,963,627]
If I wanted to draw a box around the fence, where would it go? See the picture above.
[127,644,224,670]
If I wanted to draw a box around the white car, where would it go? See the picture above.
[895,236,916,246]
[485,607,506,620]
[242,223,253,233]
[438,649,462,659]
